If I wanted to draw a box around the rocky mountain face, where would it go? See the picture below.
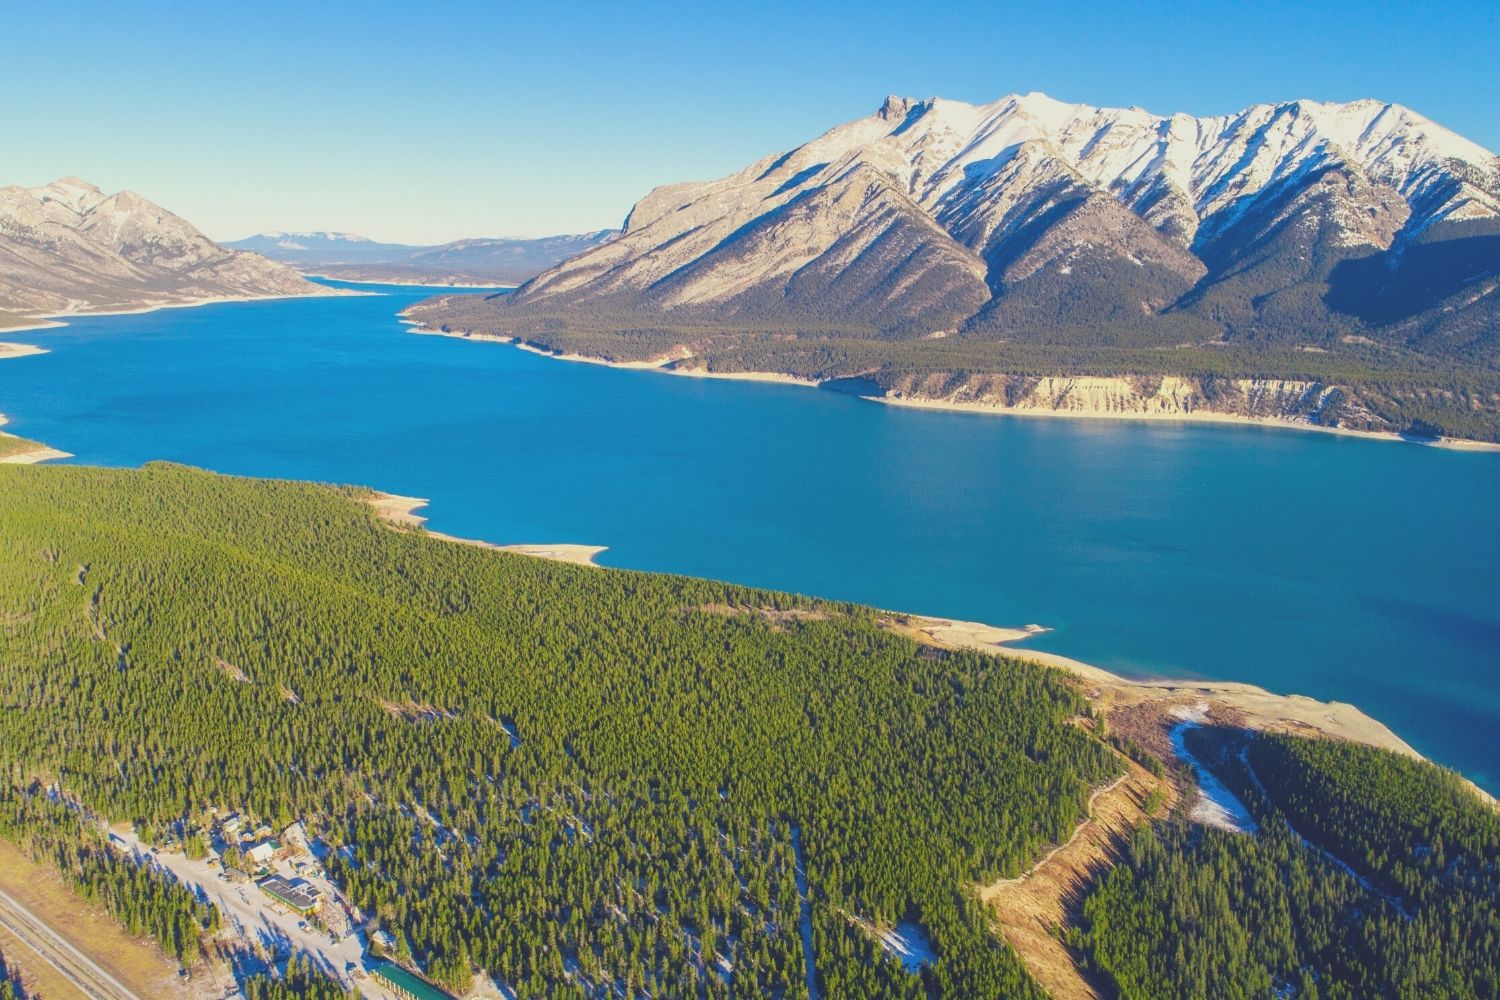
[0,178,326,317]
[419,92,1498,346]
[228,229,618,286]
[409,92,1500,440]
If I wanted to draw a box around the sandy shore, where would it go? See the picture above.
[0,445,72,465]
[897,613,1420,755]
[402,323,821,386]
[0,342,49,360]
[0,415,72,465]
[0,318,66,333]
[898,613,1497,806]
[398,325,1500,450]
[366,492,606,566]
[872,394,1500,452]
[0,287,368,334]
[39,287,367,320]
[306,273,516,290]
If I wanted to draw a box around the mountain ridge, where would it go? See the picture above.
[228,228,618,285]
[0,177,331,317]
[408,91,1500,441]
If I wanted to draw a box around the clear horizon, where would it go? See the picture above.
[6,0,1496,244]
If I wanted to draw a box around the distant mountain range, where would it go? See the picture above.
[411,93,1500,441]
[228,229,618,286]
[0,178,327,319]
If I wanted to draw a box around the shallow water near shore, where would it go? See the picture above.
[2,279,1498,792]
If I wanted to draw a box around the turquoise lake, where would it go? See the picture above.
[2,280,1497,792]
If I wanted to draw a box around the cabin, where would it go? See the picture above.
[244,840,277,865]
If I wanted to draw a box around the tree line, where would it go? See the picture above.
[0,462,1121,998]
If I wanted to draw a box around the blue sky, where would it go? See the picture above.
[6,0,1496,243]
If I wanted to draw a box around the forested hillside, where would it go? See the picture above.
[1077,731,1499,998]
[0,463,1122,998]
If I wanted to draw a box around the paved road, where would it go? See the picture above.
[0,884,140,1000]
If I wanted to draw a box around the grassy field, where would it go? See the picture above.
[0,919,86,999]
[0,839,199,999]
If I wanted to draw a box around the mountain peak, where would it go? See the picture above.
[436,87,1499,350]
[35,176,106,214]
[878,95,921,121]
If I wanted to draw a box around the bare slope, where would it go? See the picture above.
[409,92,1500,440]
[0,178,331,316]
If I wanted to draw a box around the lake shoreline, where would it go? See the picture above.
[888,614,1496,805]
[306,273,517,290]
[0,286,366,335]
[367,491,606,566]
[364,488,1495,804]
[0,416,72,465]
[399,324,1500,452]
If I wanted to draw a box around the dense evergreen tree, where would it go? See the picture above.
[242,954,355,999]
[0,788,218,966]
[0,947,29,1000]
[1078,732,1499,999]
[0,463,1122,998]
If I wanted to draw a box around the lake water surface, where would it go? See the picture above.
[2,281,1497,791]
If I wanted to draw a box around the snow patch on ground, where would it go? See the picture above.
[877,921,936,972]
[1169,705,1257,834]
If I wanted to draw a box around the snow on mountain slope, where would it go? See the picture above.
[486,92,1497,338]
[228,229,617,284]
[0,178,326,316]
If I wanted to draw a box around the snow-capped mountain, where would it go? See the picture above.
[0,178,326,316]
[228,229,618,285]
[228,231,419,264]
[437,92,1498,345]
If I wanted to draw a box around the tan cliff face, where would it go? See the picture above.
[882,372,1349,424]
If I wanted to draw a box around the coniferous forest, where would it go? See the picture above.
[0,463,1119,998]
[1077,731,1499,999]
[1,463,1494,998]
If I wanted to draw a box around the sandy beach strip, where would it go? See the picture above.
[0,415,71,465]
[897,612,1496,807]
[0,286,371,334]
[400,322,822,386]
[869,392,1500,451]
[0,342,50,359]
[38,288,368,321]
[398,324,1500,450]
[366,491,606,566]
[897,613,1420,754]
[0,444,73,465]
[305,273,517,290]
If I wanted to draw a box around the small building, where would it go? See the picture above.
[257,875,322,913]
[219,814,243,835]
[244,840,277,865]
[224,866,251,883]
[370,961,452,1000]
